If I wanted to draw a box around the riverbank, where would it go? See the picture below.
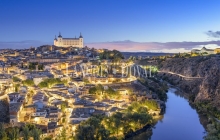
[125,115,164,140]
[157,68,220,139]
[130,87,206,140]
[170,83,220,138]
[172,86,220,140]
[123,78,168,140]
[168,84,210,131]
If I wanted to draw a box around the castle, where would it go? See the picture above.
[191,47,215,54]
[54,32,83,48]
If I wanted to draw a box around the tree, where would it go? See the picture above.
[87,117,101,131]
[112,112,123,137]
[38,81,48,88]
[14,84,20,92]
[0,123,8,140]
[143,100,158,111]
[8,127,19,140]
[107,136,118,140]
[61,101,68,113]
[96,125,110,140]
[75,125,95,140]
[113,57,122,63]
[62,118,66,123]
[105,87,119,99]
[28,63,44,70]
[60,127,67,140]
[43,136,53,140]
[139,113,152,128]
[29,90,34,96]
[28,63,36,70]
[89,87,97,94]
[96,84,104,95]
[13,76,21,82]
[38,64,44,70]
[81,116,104,139]
[69,133,76,140]
[31,127,42,140]
[62,79,68,86]
[22,79,34,87]
[191,53,199,57]
[205,122,220,140]
[38,78,65,88]
[129,94,137,102]
[22,125,30,140]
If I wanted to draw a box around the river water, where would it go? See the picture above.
[130,88,206,140]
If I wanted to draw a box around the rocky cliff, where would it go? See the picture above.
[157,56,220,109]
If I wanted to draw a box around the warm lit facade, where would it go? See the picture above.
[191,47,214,54]
[54,32,83,48]
[214,48,220,54]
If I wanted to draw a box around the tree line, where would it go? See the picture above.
[74,100,155,140]
[28,63,44,71]
[99,50,124,63]
[89,84,121,100]
[21,78,68,88]
[0,123,52,140]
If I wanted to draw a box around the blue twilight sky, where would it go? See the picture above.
[0,0,220,52]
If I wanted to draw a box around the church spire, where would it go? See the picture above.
[58,32,62,37]
[79,32,83,38]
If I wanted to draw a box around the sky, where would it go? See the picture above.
[0,0,220,52]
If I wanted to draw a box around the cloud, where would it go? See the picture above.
[206,30,220,38]
[85,40,220,53]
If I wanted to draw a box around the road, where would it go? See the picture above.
[158,71,204,79]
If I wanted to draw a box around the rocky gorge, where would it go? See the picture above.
[157,56,220,109]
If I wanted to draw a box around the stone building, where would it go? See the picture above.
[54,32,83,48]
[191,47,214,54]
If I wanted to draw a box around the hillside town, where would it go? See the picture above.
[2,0,220,139]
[0,44,167,139]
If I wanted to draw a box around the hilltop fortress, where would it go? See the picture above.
[54,32,83,48]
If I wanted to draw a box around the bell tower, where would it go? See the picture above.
[57,32,63,47]
[79,32,83,48]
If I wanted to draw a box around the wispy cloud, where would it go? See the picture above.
[206,30,220,38]
[1,40,220,53]
[85,40,220,52]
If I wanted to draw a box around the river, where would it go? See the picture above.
[130,88,206,140]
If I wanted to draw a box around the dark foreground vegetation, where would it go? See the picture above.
[191,100,220,140]
[0,123,44,140]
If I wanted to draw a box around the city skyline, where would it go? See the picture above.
[1,0,220,52]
